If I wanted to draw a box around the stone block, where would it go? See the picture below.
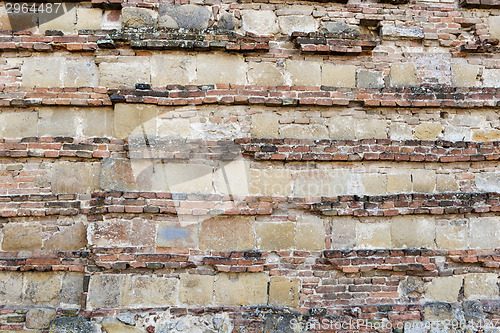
[217,12,237,30]
[294,169,352,197]
[90,220,130,247]
[121,7,158,28]
[247,62,285,86]
[151,53,196,86]
[25,308,56,329]
[399,277,425,297]
[295,216,325,251]
[99,158,136,192]
[214,273,268,306]
[475,172,500,192]
[356,221,391,249]
[424,303,454,321]
[0,4,38,32]
[251,113,280,139]
[328,117,357,140]
[442,126,471,142]
[472,129,500,142]
[82,108,114,137]
[114,103,157,139]
[426,276,462,302]
[469,217,500,249]
[269,277,300,307]
[63,59,99,87]
[88,274,121,309]
[381,26,424,40]
[0,111,38,138]
[488,16,500,40]
[250,169,293,196]
[75,8,103,30]
[435,219,468,250]
[129,218,156,247]
[390,63,418,87]
[51,162,100,194]
[121,275,178,308]
[389,122,412,140]
[356,69,384,88]
[286,60,321,86]
[60,272,84,306]
[464,274,499,299]
[24,272,61,306]
[411,170,436,193]
[38,107,78,137]
[0,272,23,305]
[387,174,412,193]
[321,64,356,88]
[196,54,246,85]
[2,224,42,251]
[278,15,316,35]
[436,174,459,192]
[157,220,198,248]
[163,163,213,194]
[158,5,211,29]
[451,64,481,87]
[199,216,255,251]
[256,222,295,251]
[356,119,388,139]
[44,222,87,251]
[99,57,151,88]
[179,274,214,306]
[483,69,500,87]
[391,216,435,248]
[321,21,360,34]
[49,316,95,333]
[361,174,387,195]
[331,217,356,249]
[241,10,278,35]
[214,159,251,196]
[101,318,145,333]
[158,117,191,139]
[279,124,329,139]
[21,57,63,87]
[276,5,313,16]
[39,3,77,33]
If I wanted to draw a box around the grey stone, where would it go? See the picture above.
[356,69,384,88]
[462,300,485,320]
[25,308,57,329]
[122,8,158,28]
[117,313,136,326]
[381,26,424,40]
[320,21,360,35]
[159,5,211,30]
[475,173,500,192]
[399,277,425,297]
[49,317,96,333]
[88,275,121,309]
[218,13,237,30]
[423,302,454,321]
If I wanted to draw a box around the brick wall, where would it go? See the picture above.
[0,0,500,331]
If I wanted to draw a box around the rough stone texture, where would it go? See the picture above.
[469,217,500,249]
[356,69,384,88]
[356,222,391,248]
[0,272,23,305]
[381,26,424,40]
[483,69,500,87]
[98,57,151,88]
[256,222,295,250]
[44,222,87,251]
[321,21,360,34]
[436,219,468,250]
[331,217,356,249]
[278,15,317,35]
[0,111,38,138]
[2,224,42,251]
[280,124,329,139]
[39,3,77,33]
[214,273,268,306]
[48,317,96,333]
[286,60,322,86]
[25,308,56,329]
[322,64,356,88]
[157,220,198,248]
[247,63,285,86]
[426,276,463,302]
[295,216,325,251]
[122,8,158,28]
[151,53,196,86]
[24,272,61,306]
[250,169,293,196]
[241,10,278,35]
[390,63,418,87]
[391,216,435,248]
[464,274,499,299]
[75,8,103,30]
[88,275,121,309]
[387,174,412,193]
[158,5,211,29]
[51,162,100,195]
[196,54,246,85]
[200,216,255,251]
[414,123,443,140]
[475,172,500,192]
[179,274,214,306]
[121,275,178,308]
[101,318,145,333]
[269,277,300,307]
[114,104,157,139]
[411,170,436,193]
[451,64,481,87]
[99,158,136,192]
[488,16,500,40]
[251,113,280,139]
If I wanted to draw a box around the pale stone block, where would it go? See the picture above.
[356,69,384,89]
[2,224,42,251]
[256,222,295,250]
[276,5,313,16]
[251,113,280,139]
[361,174,387,195]
[247,62,285,86]
[63,58,99,87]
[472,129,500,142]
[158,5,211,30]
[278,15,317,35]
[357,119,388,139]
[121,275,178,308]
[414,123,443,140]
[294,170,355,197]
[381,26,424,40]
[269,277,300,307]
[426,276,463,302]
[0,272,23,305]
[488,16,500,40]
[99,57,151,88]
[38,107,77,137]
[464,273,499,299]
[214,159,251,196]
[483,69,500,87]
[214,273,268,306]
[391,216,435,248]
[475,172,500,192]
[356,222,391,249]
[157,220,198,248]
[199,216,255,251]
[0,111,38,138]
[163,163,213,193]
[435,219,468,250]
[387,174,412,193]
[436,174,459,192]
[286,60,322,86]
[82,108,114,137]
[279,124,329,139]
[88,274,121,309]
[151,53,196,86]
[321,64,356,88]
[51,162,100,194]
[390,63,418,87]
[196,54,246,85]
[241,10,278,35]
[99,158,136,192]
[44,222,87,251]
[101,318,146,333]
[295,216,325,251]
[24,272,61,306]
[25,308,56,330]
[75,8,103,30]
[328,117,357,140]
[122,7,158,28]
[331,217,356,249]
[389,123,413,140]
[250,169,292,196]
[90,220,130,248]
[179,274,214,306]
[114,104,157,139]
[39,3,77,33]
[442,126,471,142]
[21,57,63,87]
[60,272,84,306]
[411,170,436,193]
[451,64,481,87]
[469,217,500,249]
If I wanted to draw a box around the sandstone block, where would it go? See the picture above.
[90,220,130,247]
[241,10,278,35]
[158,5,211,29]
[157,220,198,248]
[464,274,499,299]
[357,119,388,139]
[0,4,37,32]
[387,174,412,193]
[269,277,300,307]
[151,54,196,86]
[0,111,38,138]
[390,63,418,87]
[60,272,84,306]
[279,124,329,139]
[469,217,500,249]
[435,219,468,250]
[0,272,23,305]
[121,275,178,308]
[196,54,246,85]
[488,16,500,40]
[129,218,156,247]
[21,57,63,87]
[179,274,214,306]
[411,170,436,193]
[44,222,87,251]
[286,60,321,86]
[475,172,500,192]
[88,274,121,309]
[436,174,459,192]
[278,15,316,35]
[214,273,268,306]
[361,174,387,195]
[25,308,56,330]
[356,69,384,88]
[443,126,471,142]
[483,69,500,87]
[114,103,157,139]
[200,216,255,251]
[82,108,114,137]
[295,216,325,251]
[451,64,481,87]
[24,272,61,306]
[99,57,151,88]
[381,26,424,40]
[101,318,145,333]
[472,129,500,142]
[158,117,191,139]
[99,158,136,192]
[75,8,103,30]
[328,117,357,140]
[256,222,295,251]
[321,21,360,34]
[63,59,99,87]
[214,159,251,196]
[247,62,285,86]
[2,224,42,251]
[426,276,462,302]
[294,170,352,197]
[321,64,356,88]
[399,277,425,297]
[389,123,413,140]
[163,163,213,194]
[39,3,76,33]
[51,162,100,194]
[276,6,313,16]
[331,217,356,249]
[122,7,158,28]
[356,222,391,248]
[391,216,435,248]
[251,113,280,139]
[250,169,293,196]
